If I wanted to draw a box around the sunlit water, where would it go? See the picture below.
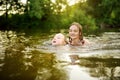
[36,32,120,80]
[0,31,120,80]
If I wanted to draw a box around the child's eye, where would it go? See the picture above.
[56,37,60,39]
[57,37,61,39]
[74,30,78,32]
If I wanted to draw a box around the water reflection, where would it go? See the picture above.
[0,31,120,80]
[0,48,68,80]
[39,32,120,80]
[0,31,67,80]
[66,65,98,80]
[79,57,120,79]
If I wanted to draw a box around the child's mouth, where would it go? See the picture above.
[53,41,56,43]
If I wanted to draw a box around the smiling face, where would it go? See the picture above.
[69,25,81,40]
[52,33,66,46]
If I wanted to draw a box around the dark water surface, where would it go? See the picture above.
[0,31,120,80]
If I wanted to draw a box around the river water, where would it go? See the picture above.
[0,31,120,80]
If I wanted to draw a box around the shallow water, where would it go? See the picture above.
[0,31,120,80]
[36,32,120,80]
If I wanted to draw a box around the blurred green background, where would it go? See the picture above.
[0,0,120,35]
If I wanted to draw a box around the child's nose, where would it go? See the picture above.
[54,38,56,40]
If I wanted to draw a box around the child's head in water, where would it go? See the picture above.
[52,33,66,46]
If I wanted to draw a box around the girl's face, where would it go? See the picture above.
[52,33,66,46]
[69,25,80,40]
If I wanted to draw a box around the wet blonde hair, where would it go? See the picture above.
[52,33,68,45]
[69,22,84,44]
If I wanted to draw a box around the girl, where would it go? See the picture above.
[68,22,89,46]
[52,33,67,46]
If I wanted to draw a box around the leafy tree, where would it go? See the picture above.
[100,0,120,26]
[0,0,25,19]
[61,1,97,32]
[86,0,120,27]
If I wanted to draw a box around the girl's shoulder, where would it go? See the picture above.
[83,38,90,45]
